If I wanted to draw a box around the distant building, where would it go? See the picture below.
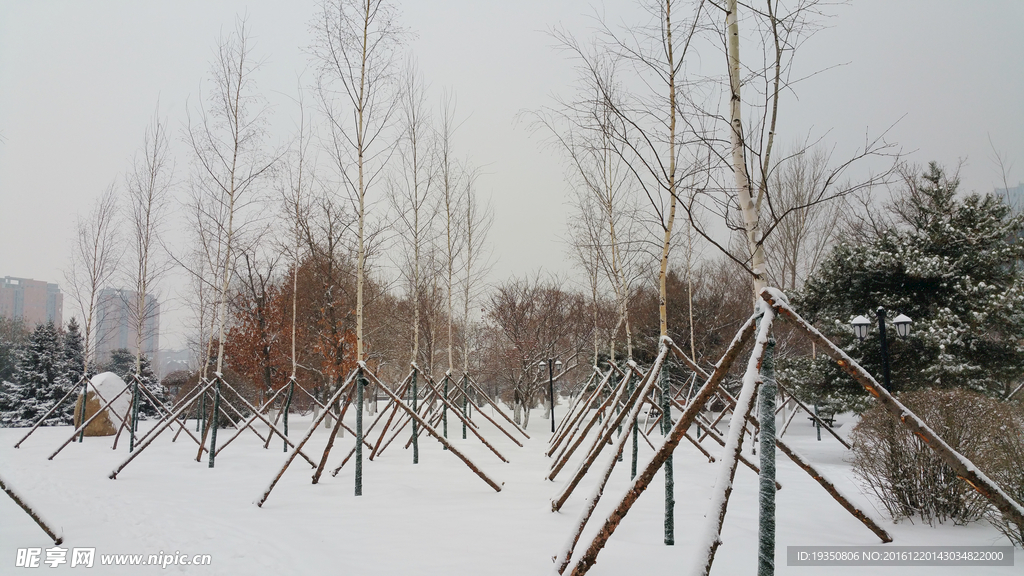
[94,288,160,366]
[997,182,1024,214]
[0,276,63,328]
[156,348,190,380]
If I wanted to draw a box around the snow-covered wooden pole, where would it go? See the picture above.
[466,374,530,439]
[0,473,62,544]
[562,319,757,576]
[110,379,215,479]
[13,379,83,448]
[689,308,774,576]
[360,366,503,492]
[761,288,1024,539]
[256,371,358,507]
[757,338,777,575]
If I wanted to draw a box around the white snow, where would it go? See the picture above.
[87,372,132,425]
[1,400,1019,575]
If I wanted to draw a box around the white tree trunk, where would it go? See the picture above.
[726,0,767,296]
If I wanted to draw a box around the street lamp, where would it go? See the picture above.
[540,359,563,433]
[851,307,912,392]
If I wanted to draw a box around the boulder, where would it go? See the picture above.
[72,372,132,437]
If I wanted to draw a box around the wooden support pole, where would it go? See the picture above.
[419,373,507,463]
[217,384,292,455]
[466,374,530,439]
[773,381,850,449]
[359,366,502,492]
[561,314,757,576]
[691,310,775,576]
[0,473,62,544]
[312,382,357,484]
[215,378,317,468]
[13,377,83,449]
[549,370,631,482]
[110,380,215,479]
[552,357,661,512]
[554,345,669,570]
[552,369,598,442]
[550,369,606,450]
[48,383,133,460]
[761,288,1024,539]
[256,371,359,507]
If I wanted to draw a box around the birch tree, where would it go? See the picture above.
[312,0,404,363]
[186,17,275,379]
[387,59,436,367]
[459,170,493,375]
[64,186,121,375]
[436,90,465,374]
[124,109,173,376]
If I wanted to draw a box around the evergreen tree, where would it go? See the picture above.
[102,348,165,418]
[0,318,30,424]
[785,163,1024,411]
[0,317,29,384]
[0,321,74,427]
[63,317,85,385]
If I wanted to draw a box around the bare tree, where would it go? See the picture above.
[387,58,437,367]
[312,0,405,363]
[282,88,315,384]
[483,276,590,427]
[460,169,493,375]
[64,186,121,374]
[436,90,465,374]
[123,108,174,375]
[761,146,843,291]
[186,17,276,378]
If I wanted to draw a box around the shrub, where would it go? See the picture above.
[850,388,1024,539]
[983,398,1024,547]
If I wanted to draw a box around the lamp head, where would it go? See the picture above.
[851,315,871,340]
[892,313,912,338]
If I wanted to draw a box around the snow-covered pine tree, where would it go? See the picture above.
[788,163,1024,410]
[103,348,164,417]
[0,318,30,424]
[0,322,73,427]
[63,317,85,385]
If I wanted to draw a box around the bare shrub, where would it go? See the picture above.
[983,398,1024,546]
[850,389,1023,530]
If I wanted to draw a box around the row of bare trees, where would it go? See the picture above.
[532,0,898,371]
[168,3,496,412]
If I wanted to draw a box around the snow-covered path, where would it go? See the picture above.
[1,408,1018,575]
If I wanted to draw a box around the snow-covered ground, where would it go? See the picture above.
[1,407,1019,575]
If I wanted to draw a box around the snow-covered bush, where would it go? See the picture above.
[850,389,1023,534]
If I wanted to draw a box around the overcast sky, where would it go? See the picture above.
[1,1,1021,349]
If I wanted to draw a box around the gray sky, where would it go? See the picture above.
[1,1,1022,349]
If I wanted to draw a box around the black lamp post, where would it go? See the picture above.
[540,359,562,433]
[851,308,912,392]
